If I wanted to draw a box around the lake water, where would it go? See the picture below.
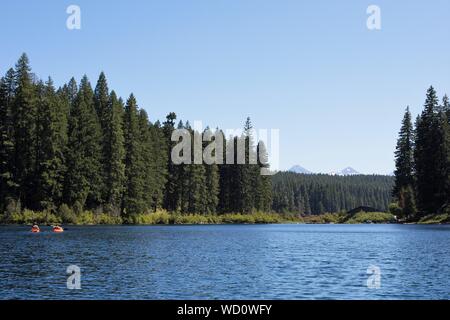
[0,224,449,300]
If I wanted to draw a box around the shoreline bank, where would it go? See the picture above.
[1,210,448,226]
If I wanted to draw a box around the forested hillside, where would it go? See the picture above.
[272,172,393,214]
[0,54,271,222]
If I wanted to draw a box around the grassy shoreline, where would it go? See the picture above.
[0,210,418,225]
[1,210,288,225]
[1,209,448,225]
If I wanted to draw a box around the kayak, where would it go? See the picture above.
[52,226,64,233]
[31,226,40,233]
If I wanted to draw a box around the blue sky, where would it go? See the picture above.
[1,0,449,174]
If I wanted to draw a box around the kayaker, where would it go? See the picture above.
[52,225,64,232]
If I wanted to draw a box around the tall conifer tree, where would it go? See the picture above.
[94,72,111,203]
[0,69,16,208]
[13,53,38,208]
[65,75,102,210]
[435,112,450,211]
[163,113,180,211]
[256,141,272,212]
[442,95,450,123]
[393,106,415,200]
[35,78,68,209]
[414,87,443,214]
[123,94,144,217]
[149,120,168,211]
[105,91,126,214]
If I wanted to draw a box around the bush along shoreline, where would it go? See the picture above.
[3,208,444,225]
[0,208,291,225]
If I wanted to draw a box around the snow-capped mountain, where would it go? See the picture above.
[289,165,362,175]
[289,165,312,174]
[335,167,360,176]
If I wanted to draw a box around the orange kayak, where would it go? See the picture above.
[31,226,40,233]
[52,226,64,233]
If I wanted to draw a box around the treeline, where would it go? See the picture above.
[272,172,393,215]
[0,54,271,222]
[393,86,450,219]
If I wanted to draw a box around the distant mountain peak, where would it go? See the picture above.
[289,165,312,174]
[336,167,360,176]
[289,165,362,175]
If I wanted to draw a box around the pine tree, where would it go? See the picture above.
[66,77,78,105]
[105,91,126,215]
[435,111,450,211]
[226,136,242,213]
[123,94,145,218]
[186,129,207,213]
[393,106,414,199]
[34,78,68,210]
[0,68,16,208]
[148,120,168,211]
[302,186,311,215]
[94,72,111,203]
[203,128,220,214]
[138,109,154,211]
[177,120,189,212]
[442,94,450,124]
[240,117,257,213]
[12,53,38,208]
[204,163,219,214]
[216,130,230,213]
[414,86,441,214]
[163,112,180,211]
[256,141,272,212]
[64,75,102,210]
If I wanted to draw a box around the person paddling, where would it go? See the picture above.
[52,225,64,233]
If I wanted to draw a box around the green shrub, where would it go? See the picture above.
[302,213,342,224]
[132,210,171,224]
[4,209,62,224]
[389,202,403,217]
[345,211,396,224]
[95,213,122,224]
[219,213,281,224]
[418,214,450,224]
[173,214,213,224]
[59,204,77,224]
[1,207,404,225]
